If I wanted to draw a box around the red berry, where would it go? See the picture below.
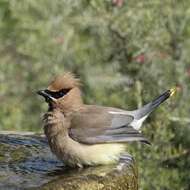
[112,0,124,7]
[186,67,190,77]
[133,54,145,64]
[176,84,182,92]
[55,36,64,44]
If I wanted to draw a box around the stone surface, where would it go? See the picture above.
[0,132,138,190]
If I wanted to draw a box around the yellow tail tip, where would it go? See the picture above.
[169,87,177,97]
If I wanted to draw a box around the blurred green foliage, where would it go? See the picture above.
[0,0,189,189]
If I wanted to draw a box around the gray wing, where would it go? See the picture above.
[69,105,150,145]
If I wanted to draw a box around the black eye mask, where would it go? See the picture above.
[45,89,71,99]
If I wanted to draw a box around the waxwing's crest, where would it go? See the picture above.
[48,72,81,91]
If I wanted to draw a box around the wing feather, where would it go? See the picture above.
[69,105,150,145]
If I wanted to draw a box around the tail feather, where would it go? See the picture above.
[130,88,176,130]
[133,89,175,119]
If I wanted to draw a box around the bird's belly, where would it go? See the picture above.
[75,143,126,166]
[49,135,126,167]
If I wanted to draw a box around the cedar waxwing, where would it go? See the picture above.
[37,73,176,168]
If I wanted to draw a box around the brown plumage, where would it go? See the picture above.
[37,72,175,167]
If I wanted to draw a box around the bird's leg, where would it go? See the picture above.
[119,153,133,164]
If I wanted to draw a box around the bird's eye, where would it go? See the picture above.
[59,90,66,97]
[59,91,64,96]
[44,89,71,99]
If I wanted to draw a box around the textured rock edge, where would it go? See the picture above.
[0,131,138,190]
[37,161,138,190]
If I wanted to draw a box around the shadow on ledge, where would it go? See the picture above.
[0,132,138,190]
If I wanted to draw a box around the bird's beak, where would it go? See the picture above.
[37,90,55,102]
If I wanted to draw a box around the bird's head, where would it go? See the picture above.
[37,72,83,112]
